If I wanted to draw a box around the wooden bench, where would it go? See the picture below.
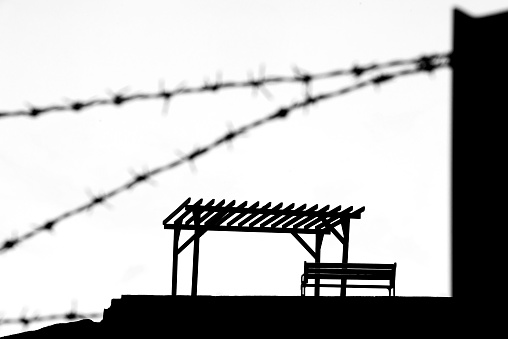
[301,262,397,296]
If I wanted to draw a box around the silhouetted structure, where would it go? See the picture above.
[163,198,365,296]
[452,8,508,297]
[301,262,397,296]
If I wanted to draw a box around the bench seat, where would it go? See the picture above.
[301,262,397,296]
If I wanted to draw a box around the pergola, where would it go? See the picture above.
[163,198,365,296]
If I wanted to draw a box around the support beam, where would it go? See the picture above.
[172,228,181,296]
[165,224,330,235]
[164,198,191,224]
[178,230,207,255]
[315,233,324,296]
[340,218,350,297]
[331,228,344,244]
[291,233,315,259]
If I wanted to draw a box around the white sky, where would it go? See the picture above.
[1,0,506,336]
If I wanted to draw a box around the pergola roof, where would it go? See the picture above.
[163,198,365,235]
[164,197,365,296]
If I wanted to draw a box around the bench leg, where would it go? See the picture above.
[301,285,305,296]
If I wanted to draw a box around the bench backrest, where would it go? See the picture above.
[304,262,396,281]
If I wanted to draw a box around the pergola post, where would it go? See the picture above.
[191,231,201,296]
[171,228,181,296]
[314,233,324,296]
[340,218,350,297]
[191,211,201,296]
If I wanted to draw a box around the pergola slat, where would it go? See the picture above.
[255,202,284,227]
[248,203,274,226]
[326,207,355,227]
[263,203,295,227]
[163,197,191,224]
[290,215,317,229]
[301,206,329,229]
[175,198,203,224]
[349,206,366,219]
[248,216,272,227]
[295,205,329,229]
[303,205,342,230]
[322,214,342,229]
[253,203,283,227]
[278,214,308,229]
[206,200,236,226]
[221,201,248,226]
[238,202,271,226]
[185,199,216,225]
[280,204,319,228]
[215,201,245,225]
[201,199,226,221]
[314,206,344,231]
[227,201,259,225]
[303,218,325,230]
[272,204,307,227]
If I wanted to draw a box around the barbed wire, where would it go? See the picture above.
[0,301,101,332]
[0,53,449,120]
[0,52,450,256]
[0,311,102,329]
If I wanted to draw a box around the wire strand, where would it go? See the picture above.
[0,311,102,328]
[0,52,450,256]
[0,53,449,120]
